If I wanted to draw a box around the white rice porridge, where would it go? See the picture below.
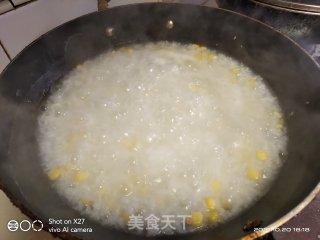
[38,42,287,235]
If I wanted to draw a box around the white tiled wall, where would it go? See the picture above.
[0,0,13,15]
[11,0,32,7]
[0,0,97,58]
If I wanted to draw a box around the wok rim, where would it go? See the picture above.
[0,3,319,240]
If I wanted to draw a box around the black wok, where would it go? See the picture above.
[0,3,319,240]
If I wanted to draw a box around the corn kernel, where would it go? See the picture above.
[120,183,130,194]
[207,210,219,223]
[122,137,141,151]
[76,64,83,70]
[194,52,216,62]
[48,167,65,181]
[247,168,262,181]
[199,46,207,51]
[256,149,267,161]
[274,114,284,129]
[273,111,282,119]
[117,47,133,55]
[136,184,149,197]
[231,67,241,74]
[67,131,83,143]
[126,47,133,54]
[64,131,83,153]
[73,171,90,183]
[81,199,93,208]
[191,212,203,226]
[191,44,200,50]
[188,82,201,92]
[155,198,165,209]
[120,210,129,223]
[206,53,217,61]
[211,180,221,192]
[194,52,205,60]
[204,197,216,210]
[248,78,256,88]
[66,162,78,170]
[221,200,232,211]
[97,187,107,197]
[106,201,115,213]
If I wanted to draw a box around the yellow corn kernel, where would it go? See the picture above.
[204,197,216,210]
[126,47,133,54]
[221,200,232,211]
[120,183,131,194]
[273,111,282,119]
[120,210,129,223]
[247,168,262,181]
[191,44,206,51]
[206,53,217,61]
[76,64,83,70]
[188,82,201,92]
[256,149,267,161]
[67,131,83,143]
[231,67,241,74]
[194,52,216,62]
[274,112,284,129]
[73,171,90,183]
[191,44,200,50]
[248,78,256,88]
[67,163,78,171]
[144,92,150,97]
[211,180,221,192]
[81,199,93,208]
[64,131,83,153]
[194,52,205,60]
[207,210,219,223]
[118,47,133,55]
[155,198,165,209]
[136,184,149,197]
[48,167,66,181]
[106,201,115,213]
[122,137,141,151]
[97,188,107,198]
[191,212,203,226]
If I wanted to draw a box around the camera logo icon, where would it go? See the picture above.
[7,220,19,232]
[7,219,43,232]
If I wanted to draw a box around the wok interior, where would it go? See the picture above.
[0,3,319,240]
